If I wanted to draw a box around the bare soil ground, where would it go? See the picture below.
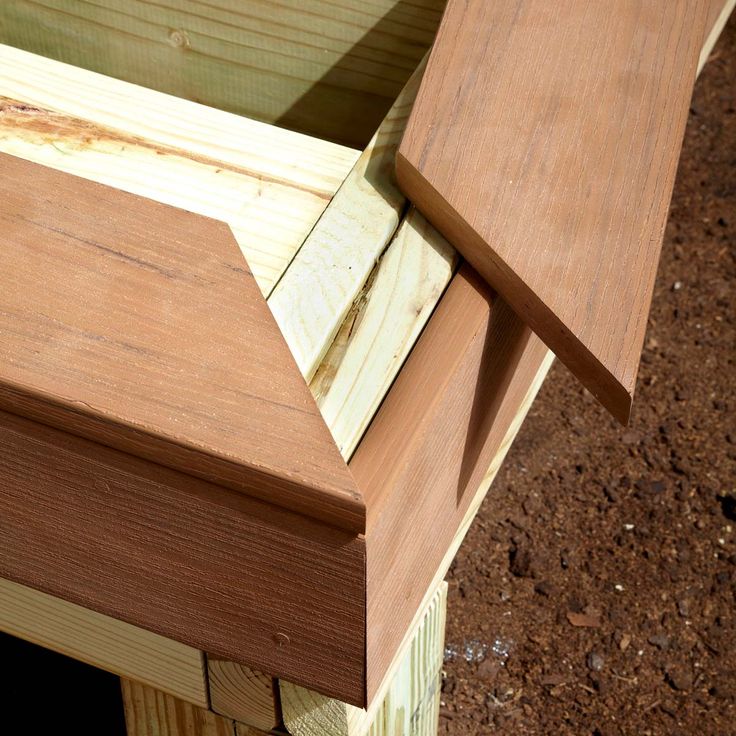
[440,17,736,736]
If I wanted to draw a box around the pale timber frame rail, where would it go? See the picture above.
[0,0,447,147]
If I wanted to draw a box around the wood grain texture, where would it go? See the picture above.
[281,582,447,736]
[268,58,426,383]
[0,410,365,704]
[0,44,356,199]
[360,346,554,713]
[0,8,732,716]
[0,153,363,532]
[208,659,280,731]
[0,578,208,706]
[397,0,709,423]
[0,46,452,466]
[352,265,553,701]
[0,0,444,147]
[0,47,546,708]
[311,207,457,458]
[234,727,271,736]
[122,679,236,736]
[0,43,359,296]
[1,43,454,466]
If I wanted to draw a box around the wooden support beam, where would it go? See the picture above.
[0,0,445,147]
[208,659,280,732]
[281,582,447,736]
[311,207,457,458]
[122,679,238,736]
[0,578,208,706]
[268,58,425,383]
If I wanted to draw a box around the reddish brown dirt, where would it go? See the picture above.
[440,17,736,736]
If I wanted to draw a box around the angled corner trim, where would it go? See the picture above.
[0,152,364,533]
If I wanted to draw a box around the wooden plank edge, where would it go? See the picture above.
[0,92,335,297]
[208,658,281,732]
[280,582,448,736]
[395,149,634,424]
[0,577,209,707]
[0,44,358,194]
[355,264,555,703]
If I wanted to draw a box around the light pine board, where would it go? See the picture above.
[268,58,426,384]
[0,578,208,707]
[311,207,457,458]
[208,659,279,732]
[398,0,709,423]
[122,680,273,735]
[281,582,447,736]
[0,0,445,146]
[122,679,237,736]
[0,44,358,295]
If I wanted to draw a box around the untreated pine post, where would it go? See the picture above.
[121,679,271,736]
[207,659,281,732]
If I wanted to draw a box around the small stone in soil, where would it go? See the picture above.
[587,651,605,672]
[477,659,501,681]
[616,632,632,651]
[534,580,555,597]
[665,664,694,691]
[676,596,691,617]
[540,673,566,687]
[648,633,671,650]
[509,544,534,578]
[567,609,602,628]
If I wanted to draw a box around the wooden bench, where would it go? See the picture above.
[0,1,731,734]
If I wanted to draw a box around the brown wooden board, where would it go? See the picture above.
[353,265,553,701]
[0,409,366,704]
[0,152,363,533]
[397,0,709,423]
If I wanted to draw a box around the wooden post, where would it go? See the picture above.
[121,679,274,736]
[208,660,281,732]
[121,679,236,736]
